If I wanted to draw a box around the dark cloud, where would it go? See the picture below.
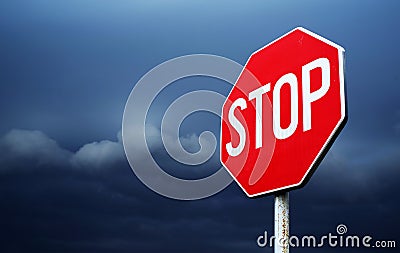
[0,129,399,253]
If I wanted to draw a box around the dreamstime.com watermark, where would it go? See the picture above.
[257,224,396,249]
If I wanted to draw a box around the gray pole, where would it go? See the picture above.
[274,192,289,253]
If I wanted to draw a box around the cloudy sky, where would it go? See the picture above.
[0,1,399,252]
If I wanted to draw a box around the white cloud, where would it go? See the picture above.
[0,129,125,171]
[0,126,218,172]
[164,132,217,165]
[0,129,72,168]
[70,139,124,169]
[144,124,217,165]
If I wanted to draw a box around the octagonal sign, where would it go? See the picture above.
[220,27,346,197]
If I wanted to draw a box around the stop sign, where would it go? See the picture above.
[220,27,346,197]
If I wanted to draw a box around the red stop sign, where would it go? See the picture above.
[220,27,346,197]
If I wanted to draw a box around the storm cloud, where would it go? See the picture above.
[0,127,398,252]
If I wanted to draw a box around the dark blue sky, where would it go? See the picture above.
[0,1,399,252]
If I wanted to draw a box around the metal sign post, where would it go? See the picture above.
[275,192,289,253]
